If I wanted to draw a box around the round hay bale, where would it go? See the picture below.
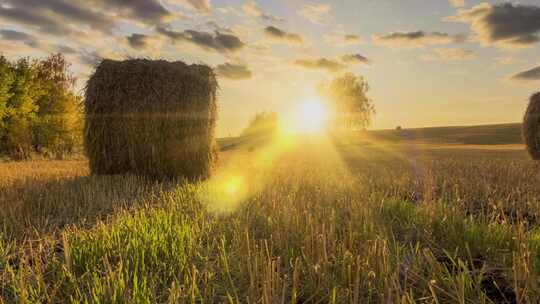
[523,92,540,160]
[84,59,218,180]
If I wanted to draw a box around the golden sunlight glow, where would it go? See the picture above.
[224,176,243,196]
[200,111,356,214]
[202,172,249,213]
[281,97,330,135]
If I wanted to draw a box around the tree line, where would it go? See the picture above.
[0,54,82,159]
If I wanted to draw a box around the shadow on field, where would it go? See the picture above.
[0,174,181,240]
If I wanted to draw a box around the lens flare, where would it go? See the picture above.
[224,176,243,196]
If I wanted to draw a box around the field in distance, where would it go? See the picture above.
[1,123,539,303]
[364,123,523,145]
[219,122,524,151]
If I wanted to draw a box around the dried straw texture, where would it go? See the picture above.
[84,59,218,180]
[523,92,540,160]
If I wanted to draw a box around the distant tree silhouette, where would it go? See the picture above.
[319,73,375,131]
[241,112,278,137]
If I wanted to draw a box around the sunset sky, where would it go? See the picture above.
[1,0,539,136]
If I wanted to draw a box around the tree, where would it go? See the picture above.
[241,112,279,137]
[319,73,375,131]
[33,54,82,157]
[0,54,82,159]
[0,56,14,145]
[3,58,41,159]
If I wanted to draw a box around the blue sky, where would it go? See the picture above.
[0,0,539,135]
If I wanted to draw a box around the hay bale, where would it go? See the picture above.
[84,59,218,180]
[523,92,540,160]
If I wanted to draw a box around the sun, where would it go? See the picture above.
[281,98,330,134]
[299,101,329,133]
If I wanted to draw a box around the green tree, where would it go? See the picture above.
[319,73,375,131]
[0,54,82,159]
[0,56,15,145]
[3,58,41,159]
[33,54,82,157]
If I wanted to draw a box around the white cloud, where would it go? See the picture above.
[169,0,211,12]
[241,1,283,22]
[242,1,263,17]
[298,3,331,23]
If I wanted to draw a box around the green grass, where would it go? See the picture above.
[1,133,540,303]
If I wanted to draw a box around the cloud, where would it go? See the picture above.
[0,0,177,40]
[298,3,331,23]
[496,56,520,65]
[510,66,540,81]
[172,0,211,12]
[449,0,465,8]
[125,33,164,54]
[204,21,233,34]
[55,45,77,54]
[242,1,262,16]
[264,26,303,44]
[3,0,113,33]
[126,33,150,50]
[373,30,465,48]
[446,3,540,48]
[216,63,252,80]
[345,35,361,43]
[294,58,345,72]
[79,51,102,67]
[0,5,73,36]
[324,32,361,46]
[93,0,172,23]
[0,29,40,47]
[242,1,283,22]
[78,49,123,67]
[341,54,370,65]
[433,48,474,60]
[0,28,82,54]
[157,27,244,53]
